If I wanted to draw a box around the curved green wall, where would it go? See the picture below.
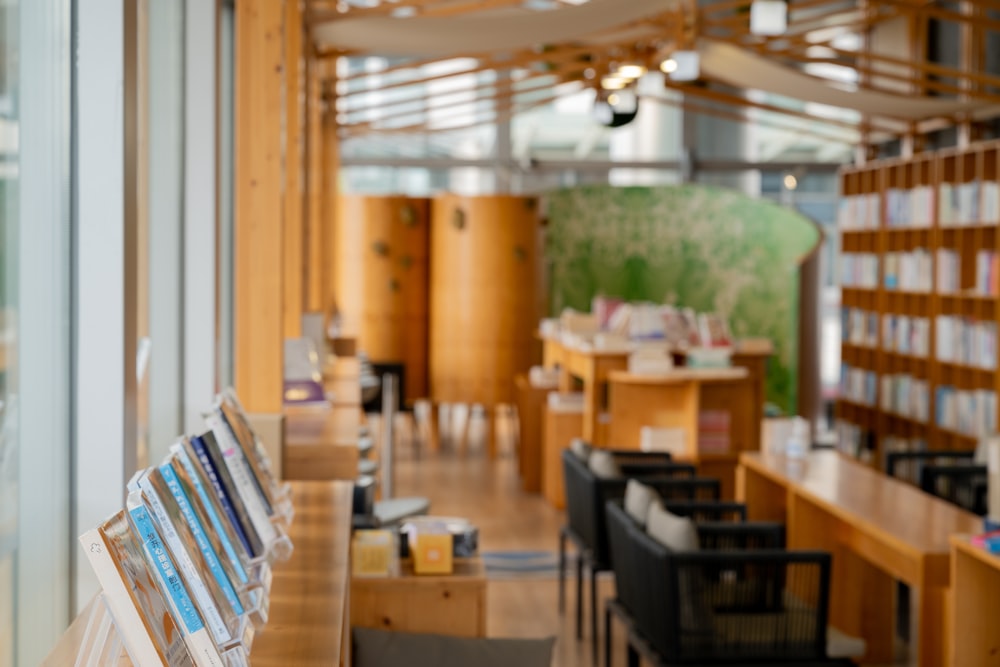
[546,184,820,414]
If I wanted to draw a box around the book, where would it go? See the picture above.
[215,399,278,514]
[187,433,264,559]
[126,499,225,667]
[79,511,193,666]
[206,413,280,549]
[130,470,242,650]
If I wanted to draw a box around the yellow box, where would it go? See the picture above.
[352,530,396,577]
[413,534,453,575]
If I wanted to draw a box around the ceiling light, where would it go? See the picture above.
[617,63,647,79]
[666,51,699,82]
[601,75,627,90]
[750,0,788,36]
[607,93,620,106]
[659,58,678,74]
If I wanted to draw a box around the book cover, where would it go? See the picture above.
[221,388,280,487]
[214,400,275,514]
[131,469,240,648]
[206,413,279,549]
[126,498,224,667]
[170,443,251,586]
[159,459,247,618]
[79,511,193,666]
[188,433,264,559]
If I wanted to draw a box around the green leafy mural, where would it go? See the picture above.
[546,184,819,415]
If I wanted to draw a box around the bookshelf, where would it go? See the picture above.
[837,142,1000,467]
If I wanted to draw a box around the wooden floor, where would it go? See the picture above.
[378,404,625,667]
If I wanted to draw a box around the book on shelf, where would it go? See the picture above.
[884,249,931,292]
[882,314,930,356]
[937,248,961,294]
[940,181,983,226]
[885,186,934,228]
[976,250,999,296]
[841,253,879,288]
[840,364,878,406]
[129,469,247,653]
[125,499,227,667]
[842,308,879,347]
[879,374,930,421]
[935,316,998,369]
[79,511,194,667]
[837,193,881,230]
[934,387,998,438]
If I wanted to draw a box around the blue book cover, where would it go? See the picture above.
[159,462,245,617]
[187,434,261,558]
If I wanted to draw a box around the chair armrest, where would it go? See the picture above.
[638,476,721,501]
[695,521,785,550]
[607,449,673,462]
[662,501,747,522]
[619,462,697,477]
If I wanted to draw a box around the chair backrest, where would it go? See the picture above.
[607,499,829,664]
[919,465,987,515]
[663,501,747,523]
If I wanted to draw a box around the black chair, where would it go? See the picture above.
[559,449,716,661]
[605,500,853,667]
[886,450,987,515]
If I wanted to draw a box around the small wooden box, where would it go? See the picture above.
[412,534,453,575]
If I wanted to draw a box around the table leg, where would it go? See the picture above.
[916,585,948,667]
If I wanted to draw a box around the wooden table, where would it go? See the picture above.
[43,480,354,666]
[514,374,555,493]
[541,334,771,448]
[607,367,750,499]
[948,535,1000,667]
[351,557,487,638]
[737,451,980,667]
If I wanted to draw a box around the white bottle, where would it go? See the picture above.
[785,417,810,459]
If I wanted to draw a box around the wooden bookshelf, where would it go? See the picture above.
[837,141,1000,467]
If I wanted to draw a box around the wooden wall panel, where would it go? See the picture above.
[335,196,430,402]
[305,56,325,314]
[234,0,285,414]
[430,195,539,406]
[283,0,304,339]
[322,69,340,321]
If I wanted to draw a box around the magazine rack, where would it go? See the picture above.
[74,595,126,667]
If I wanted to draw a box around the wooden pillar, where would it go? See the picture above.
[305,55,326,314]
[234,0,285,414]
[323,66,341,320]
[283,0,304,340]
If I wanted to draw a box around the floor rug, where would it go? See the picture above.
[480,550,568,580]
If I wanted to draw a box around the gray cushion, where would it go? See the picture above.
[588,450,621,479]
[624,480,660,526]
[646,501,699,552]
[353,627,556,667]
[569,438,592,462]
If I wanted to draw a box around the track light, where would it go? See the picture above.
[600,75,627,90]
[659,58,678,74]
[616,63,647,79]
[750,0,788,36]
[665,51,699,82]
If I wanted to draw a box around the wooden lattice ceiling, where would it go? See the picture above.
[307,0,1000,147]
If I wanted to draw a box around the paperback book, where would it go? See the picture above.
[125,499,226,667]
[79,510,193,666]
[129,470,247,655]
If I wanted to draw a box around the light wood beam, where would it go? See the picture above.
[284,0,305,339]
[305,56,326,313]
[322,71,340,321]
[235,0,286,414]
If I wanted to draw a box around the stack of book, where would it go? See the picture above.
[879,373,930,421]
[78,389,293,666]
[976,250,999,296]
[882,314,930,356]
[885,186,934,228]
[934,386,998,437]
[840,364,878,406]
[935,316,998,369]
[883,249,932,291]
[940,181,983,225]
[842,308,879,347]
[837,193,881,230]
[937,248,961,294]
[841,253,879,288]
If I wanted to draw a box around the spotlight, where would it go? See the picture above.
[600,75,627,90]
[617,63,647,79]
[666,51,699,82]
[659,58,678,74]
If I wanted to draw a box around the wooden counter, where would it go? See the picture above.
[737,451,980,667]
[44,480,354,666]
[949,535,1000,667]
[541,334,771,448]
[351,557,487,638]
[607,367,751,498]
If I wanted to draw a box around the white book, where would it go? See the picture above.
[207,414,279,548]
[79,513,193,666]
[126,494,226,667]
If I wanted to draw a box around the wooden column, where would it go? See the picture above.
[283,0,304,339]
[234,0,285,414]
[305,55,326,314]
[322,66,340,320]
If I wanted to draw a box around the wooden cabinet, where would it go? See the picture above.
[334,195,430,403]
[429,195,540,407]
